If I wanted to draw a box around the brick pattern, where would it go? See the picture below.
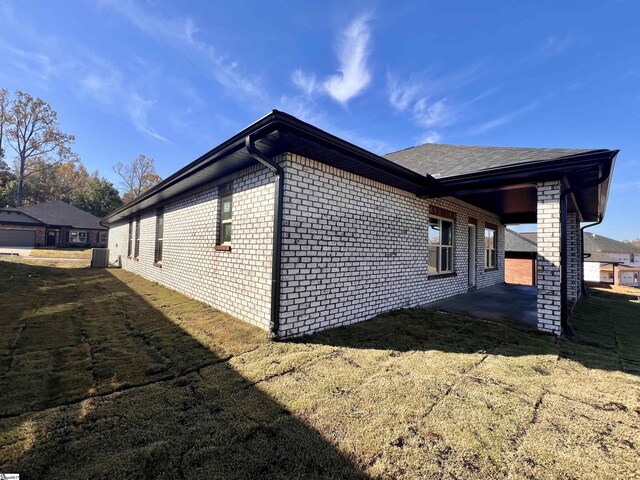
[536,181,562,335]
[278,153,504,338]
[566,212,581,302]
[108,164,275,330]
[505,258,535,286]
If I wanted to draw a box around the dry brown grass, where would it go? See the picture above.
[29,247,92,259]
[1,258,639,479]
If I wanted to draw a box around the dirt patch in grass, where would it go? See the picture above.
[1,258,639,479]
[29,248,92,259]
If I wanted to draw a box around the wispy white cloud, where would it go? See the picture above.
[419,131,441,144]
[98,0,264,101]
[291,13,373,106]
[80,57,171,143]
[291,69,319,97]
[467,101,540,135]
[541,35,572,57]
[0,39,59,81]
[323,14,373,103]
[387,74,421,112]
[413,98,455,128]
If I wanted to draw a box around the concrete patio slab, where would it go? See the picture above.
[426,283,538,329]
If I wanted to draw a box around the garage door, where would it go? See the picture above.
[0,229,36,246]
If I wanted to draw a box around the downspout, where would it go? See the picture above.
[579,217,603,297]
[559,159,613,335]
[245,133,284,339]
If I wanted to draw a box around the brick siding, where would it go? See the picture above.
[505,258,535,286]
[278,153,504,338]
[108,163,275,330]
[536,181,562,335]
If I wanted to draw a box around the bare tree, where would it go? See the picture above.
[0,88,8,161]
[113,154,162,202]
[6,91,78,206]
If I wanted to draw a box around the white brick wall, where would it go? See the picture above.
[536,181,562,335]
[107,164,275,330]
[278,153,505,338]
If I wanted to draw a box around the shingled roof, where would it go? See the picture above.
[384,143,596,179]
[584,232,640,255]
[504,230,638,263]
[505,229,537,253]
[3,201,106,230]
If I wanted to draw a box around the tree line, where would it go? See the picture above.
[0,88,162,217]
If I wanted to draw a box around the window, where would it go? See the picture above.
[428,217,454,274]
[631,253,635,263]
[127,219,133,257]
[134,216,141,259]
[69,230,87,243]
[155,209,164,264]
[485,228,497,269]
[219,196,232,245]
[99,231,108,244]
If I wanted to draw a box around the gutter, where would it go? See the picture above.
[579,217,603,297]
[559,155,615,336]
[245,132,284,339]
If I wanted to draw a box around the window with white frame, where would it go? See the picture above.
[69,230,87,243]
[485,227,497,268]
[134,216,141,258]
[127,219,133,256]
[428,217,454,274]
[155,208,164,264]
[99,231,108,244]
[219,196,232,245]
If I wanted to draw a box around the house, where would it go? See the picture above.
[583,233,640,286]
[0,200,108,248]
[505,230,638,287]
[102,110,618,338]
[504,228,538,286]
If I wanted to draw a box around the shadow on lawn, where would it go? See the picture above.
[304,292,640,377]
[0,261,366,479]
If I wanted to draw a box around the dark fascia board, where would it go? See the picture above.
[101,110,437,224]
[424,149,618,220]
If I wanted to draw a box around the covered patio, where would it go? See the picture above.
[427,284,538,329]
[420,147,619,336]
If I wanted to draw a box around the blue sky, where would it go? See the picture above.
[0,0,638,239]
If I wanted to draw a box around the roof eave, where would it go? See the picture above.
[102,110,437,224]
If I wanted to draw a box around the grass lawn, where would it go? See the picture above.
[1,259,639,479]
[29,247,92,259]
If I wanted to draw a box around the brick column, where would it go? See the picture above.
[537,181,562,336]
[566,212,580,302]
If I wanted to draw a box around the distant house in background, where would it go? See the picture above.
[505,229,537,286]
[583,233,640,286]
[505,230,640,288]
[0,200,107,248]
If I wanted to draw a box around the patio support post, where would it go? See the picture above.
[566,212,581,302]
[536,181,562,336]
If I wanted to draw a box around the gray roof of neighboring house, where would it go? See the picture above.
[505,230,638,263]
[585,251,622,264]
[2,201,106,230]
[384,144,595,179]
[505,229,537,253]
[583,232,640,255]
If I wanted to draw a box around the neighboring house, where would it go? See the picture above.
[504,229,537,286]
[0,200,108,248]
[506,230,638,287]
[583,233,640,286]
[102,110,618,338]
